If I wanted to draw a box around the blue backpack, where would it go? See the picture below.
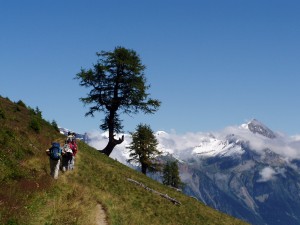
[50,142,61,160]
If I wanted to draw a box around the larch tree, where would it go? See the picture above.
[75,47,161,156]
[162,160,183,189]
[127,124,161,175]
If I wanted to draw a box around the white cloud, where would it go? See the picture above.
[258,167,277,182]
[156,131,211,159]
[218,126,300,159]
[291,135,300,141]
[85,125,300,165]
[86,130,132,164]
[85,129,210,162]
[258,167,287,182]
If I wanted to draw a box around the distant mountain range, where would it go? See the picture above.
[62,119,300,225]
[176,120,300,225]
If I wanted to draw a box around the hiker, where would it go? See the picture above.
[69,138,78,170]
[46,142,62,179]
[67,131,76,142]
[61,140,73,171]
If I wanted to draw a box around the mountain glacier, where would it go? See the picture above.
[67,119,300,225]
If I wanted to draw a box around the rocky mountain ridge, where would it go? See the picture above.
[179,120,300,225]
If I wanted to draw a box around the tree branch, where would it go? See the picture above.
[127,178,181,205]
[113,134,124,144]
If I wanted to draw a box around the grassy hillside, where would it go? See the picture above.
[0,96,249,225]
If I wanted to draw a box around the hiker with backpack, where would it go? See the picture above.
[46,142,62,179]
[69,138,78,170]
[61,139,73,171]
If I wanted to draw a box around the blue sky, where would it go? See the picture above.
[1,1,300,135]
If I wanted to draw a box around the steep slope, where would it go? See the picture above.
[0,96,248,225]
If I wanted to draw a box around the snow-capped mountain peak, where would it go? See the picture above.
[192,137,244,157]
[242,119,276,139]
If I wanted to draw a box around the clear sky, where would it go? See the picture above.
[1,1,300,135]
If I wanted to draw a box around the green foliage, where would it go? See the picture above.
[163,160,184,189]
[34,107,42,118]
[75,46,161,156]
[0,108,5,119]
[100,114,123,133]
[27,106,42,118]
[5,218,19,225]
[0,128,30,181]
[75,46,161,121]
[29,117,41,133]
[0,129,15,146]
[13,100,27,112]
[0,96,64,223]
[127,124,161,174]
[51,120,60,132]
[14,105,21,112]
[27,106,35,115]
[16,100,26,108]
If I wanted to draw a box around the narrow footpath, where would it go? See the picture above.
[95,204,108,225]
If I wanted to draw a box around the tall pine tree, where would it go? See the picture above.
[127,124,161,174]
[162,160,183,189]
[75,47,161,156]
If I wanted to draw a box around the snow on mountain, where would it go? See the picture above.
[58,126,71,136]
[192,137,244,157]
[218,120,300,160]
[154,119,300,160]
[58,126,87,141]
[61,119,300,162]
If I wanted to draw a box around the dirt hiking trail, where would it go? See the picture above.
[95,204,108,225]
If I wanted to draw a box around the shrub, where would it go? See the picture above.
[0,109,5,119]
[16,100,26,108]
[51,120,60,132]
[35,107,42,118]
[27,106,42,118]
[6,218,19,225]
[14,105,21,112]
[29,118,41,133]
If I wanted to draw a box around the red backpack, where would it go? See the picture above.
[69,141,78,156]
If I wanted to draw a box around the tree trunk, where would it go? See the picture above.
[101,135,124,156]
[141,163,147,174]
[100,110,124,156]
